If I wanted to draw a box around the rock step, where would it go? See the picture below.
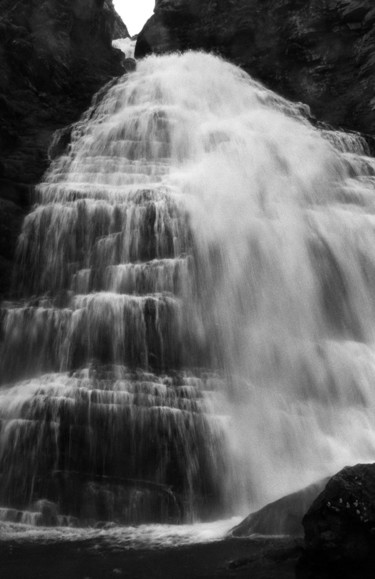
[320,129,370,155]
[36,183,175,203]
[341,153,375,177]
[47,160,170,177]
[72,257,192,295]
[0,294,186,383]
[73,138,172,162]
[35,187,175,205]
[15,197,191,295]
[0,369,228,524]
[44,173,164,187]
[337,176,375,208]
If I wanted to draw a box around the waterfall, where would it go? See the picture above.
[113,37,136,59]
[1,51,375,527]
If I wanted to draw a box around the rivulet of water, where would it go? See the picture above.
[1,51,375,528]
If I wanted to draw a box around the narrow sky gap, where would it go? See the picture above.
[113,0,154,36]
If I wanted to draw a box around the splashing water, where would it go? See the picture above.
[112,38,136,59]
[0,516,241,548]
[1,52,375,529]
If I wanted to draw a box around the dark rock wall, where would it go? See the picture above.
[0,0,128,297]
[136,0,375,134]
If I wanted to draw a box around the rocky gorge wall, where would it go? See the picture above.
[136,0,375,134]
[0,0,128,297]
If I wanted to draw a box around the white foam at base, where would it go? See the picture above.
[0,518,242,549]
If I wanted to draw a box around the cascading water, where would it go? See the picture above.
[2,51,375,530]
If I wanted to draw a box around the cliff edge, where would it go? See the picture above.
[136,0,375,135]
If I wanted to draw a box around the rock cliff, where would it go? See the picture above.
[136,0,375,134]
[0,0,128,297]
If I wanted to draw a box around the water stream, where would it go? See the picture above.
[1,51,375,535]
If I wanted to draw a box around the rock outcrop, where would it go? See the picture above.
[0,0,128,297]
[230,479,328,538]
[136,0,375,135]
[299,464,375,576]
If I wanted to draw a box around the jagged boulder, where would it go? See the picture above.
[0,0,128,297]
[299,464,375,576]
[136,0,375,135]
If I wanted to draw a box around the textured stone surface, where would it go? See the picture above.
[0,0,128,297]
[136,0,375,135]
[299,464,375,575]
[231,479,328,538]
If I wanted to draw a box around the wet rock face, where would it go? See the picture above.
[0,0,128,297]
[231,479,328,538]
[301,464,375,573]
[136,0,375,135]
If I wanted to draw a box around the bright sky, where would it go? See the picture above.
[113,0,155,36]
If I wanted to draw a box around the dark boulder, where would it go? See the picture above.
[299,463,375,577]
[124,58,137,73]
[230,479,328,538]
[136,0,375,136]
[0,0,128,298]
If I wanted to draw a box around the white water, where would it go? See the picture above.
[0,517,241,548]
[112,37,136,59]
[2,52,375,532]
